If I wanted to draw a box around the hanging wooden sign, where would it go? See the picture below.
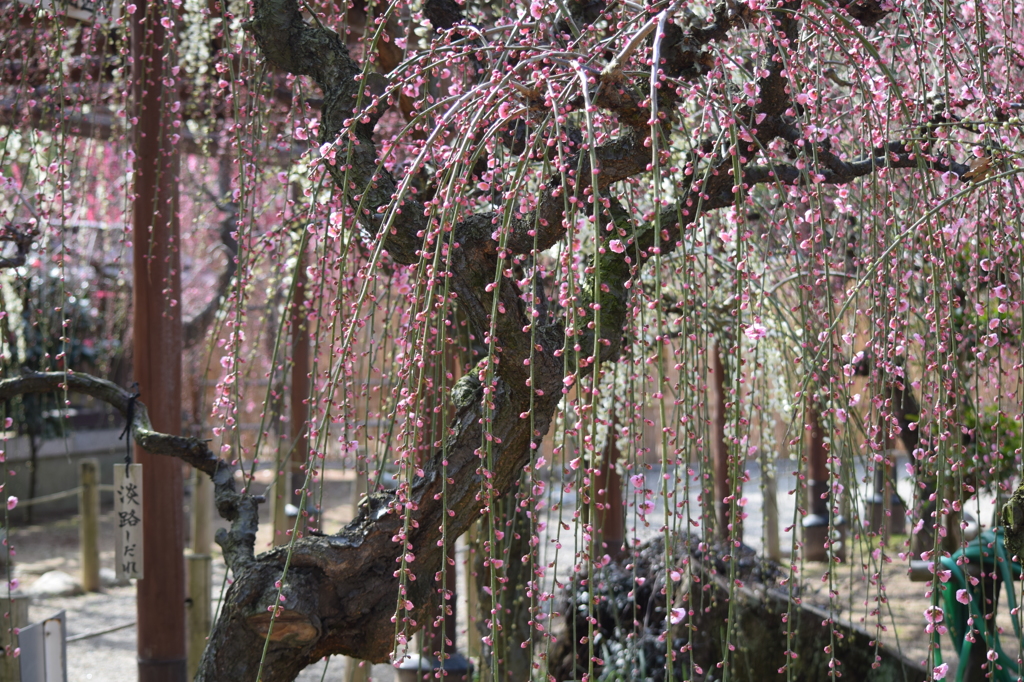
[114,463,144,580]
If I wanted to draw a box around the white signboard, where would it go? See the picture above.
[114,463,144,580]
[18,611,66,682]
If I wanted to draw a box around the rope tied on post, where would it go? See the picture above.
[118,383,139,466]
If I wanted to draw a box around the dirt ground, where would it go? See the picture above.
[8,469,398,682]
[795,532,1021,676]
[6,466,1020,681]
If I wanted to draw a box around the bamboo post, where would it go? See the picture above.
[1,595,29,680]
[270,453,291,548]
[764,470,781,562]
[191,470,213,557]
[186,552,212,679]
[271,344,293,548]
[187,469,215,679]
[465,520,480,661]
[79,458,101,592]
[867,425,894,540]
[352,465,368,513]
[770,415,789,561]
[273,232,309,549]
[343,465,369,682]
[802,406,829,561]
[345,658,369,682]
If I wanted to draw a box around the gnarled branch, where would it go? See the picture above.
[0,371,259,569]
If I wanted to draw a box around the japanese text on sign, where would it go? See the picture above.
[114,463,144,580]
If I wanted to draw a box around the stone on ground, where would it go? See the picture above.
[27,570,84,597]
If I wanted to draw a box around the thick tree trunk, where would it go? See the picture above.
[0,369,560,677]
[194,370,564,679]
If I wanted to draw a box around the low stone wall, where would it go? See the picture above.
[549,535,928,682]
[3,428,124,521]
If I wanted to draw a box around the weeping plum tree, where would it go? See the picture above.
[3,0,1024,679]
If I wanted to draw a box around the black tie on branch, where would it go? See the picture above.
[0,222,37,269]
[119,383,140,465]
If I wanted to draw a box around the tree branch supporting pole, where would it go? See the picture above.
[424,566,466,681]
[344,658,369,682]
[132,0,186,674]
[271,450,290,547]
[191,471,214,557]
[79,459,100,592]
[185,150,224,675]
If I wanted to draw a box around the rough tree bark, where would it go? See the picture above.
[0,0,978,679]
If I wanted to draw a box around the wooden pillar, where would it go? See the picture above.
[709,342,733,539]
[802,406,844,561]
[132,0,186,674]
[79,459,100,592]
[289,245,310,514]
[868,424,895,539]
[807,406,828,518]
[594,423,625,561]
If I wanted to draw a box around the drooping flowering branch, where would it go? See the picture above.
[3,0,1020,678]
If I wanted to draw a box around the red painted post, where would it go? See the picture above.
[132,0,186,677]
[807,406,829,516]
[802,405,845,561]
[594,421,625,561]
[709,342,733,540]
[290,245,310,518]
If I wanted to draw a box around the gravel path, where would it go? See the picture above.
[10,472,400,682]
[24,576,396,681]
[9,456,996,680]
